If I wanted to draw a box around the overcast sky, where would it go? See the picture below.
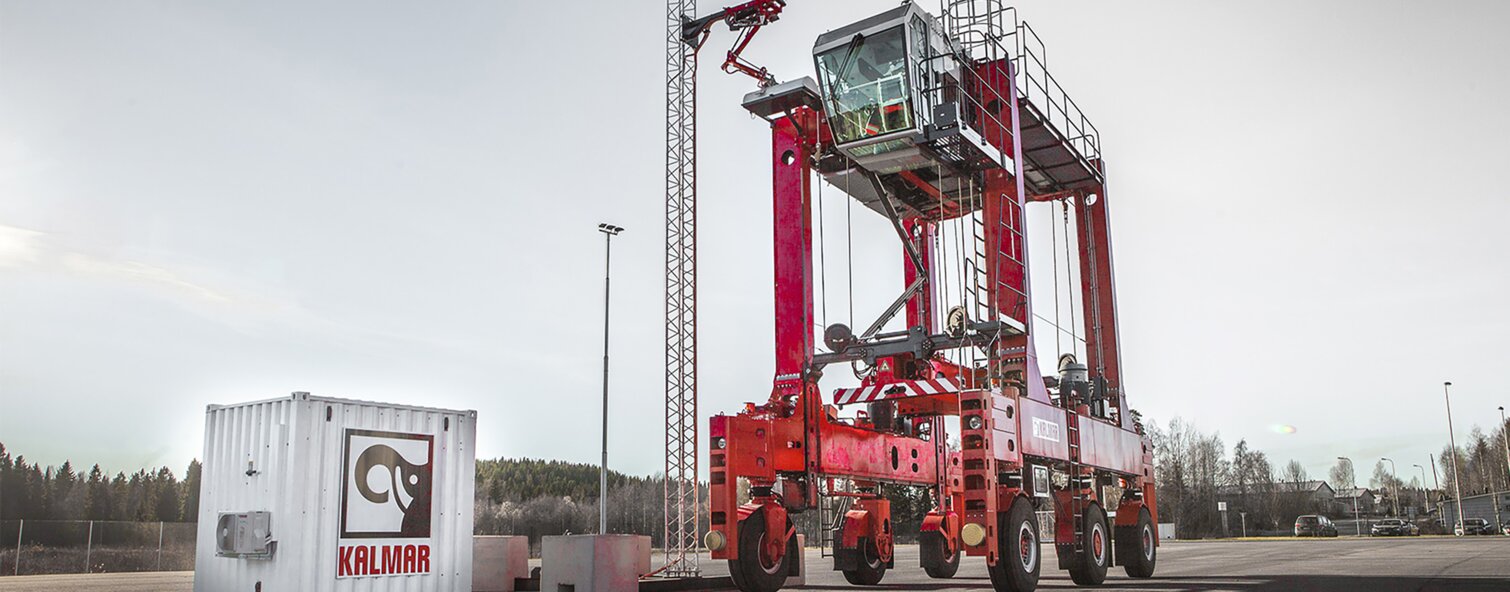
[3,0,1507,485]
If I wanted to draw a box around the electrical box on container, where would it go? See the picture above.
[194,392,477,592]
[215,511,274,558]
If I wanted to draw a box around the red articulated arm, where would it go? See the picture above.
[680,0,786,86]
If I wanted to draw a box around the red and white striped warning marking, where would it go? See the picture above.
[833,377,963,406]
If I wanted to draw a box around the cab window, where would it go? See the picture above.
[816,26,914,144]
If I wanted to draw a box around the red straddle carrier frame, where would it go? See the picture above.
[702,3,1158,592]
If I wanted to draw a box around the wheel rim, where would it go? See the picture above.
[1142,524,1154,560]
[1091,523,1106,566]
[861,540,882,569]
[1018,520,1038,571]
[756,531,783,575]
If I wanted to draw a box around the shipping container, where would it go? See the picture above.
[194,392,476,591]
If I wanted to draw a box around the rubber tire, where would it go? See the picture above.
[920,531,961,579]
[1068,504,1110,586]
[841,537,887,585]
[728,508,792,592]
[987,497,1041,592]
[1119,508,1157,578]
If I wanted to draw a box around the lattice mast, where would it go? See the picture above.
[663,0,700,578]
[662,0,787,577]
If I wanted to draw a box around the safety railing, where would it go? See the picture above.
[915,0,1016,171]
[937,0,1102,173]
[1011,20,1102,166]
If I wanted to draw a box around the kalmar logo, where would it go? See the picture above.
[338,429,435,577]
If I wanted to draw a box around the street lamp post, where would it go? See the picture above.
[1339,456,1359,536]
[1497,406,1508,532]
[1443,381,1466,535]
[1500,407,1509,493]
[1413,464,1428,517]
[1381,457,1400,517]
[1429,454,1443,521]
[597,223,624,535]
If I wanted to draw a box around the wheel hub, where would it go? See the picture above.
[757,532,783,575]
[1018,522,1038,571]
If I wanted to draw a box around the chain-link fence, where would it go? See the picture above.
[0,520,196,576]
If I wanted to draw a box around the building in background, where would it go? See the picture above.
[1331,487,1376,517]
[1285,480,1337,508]
[1439,491,1508,530]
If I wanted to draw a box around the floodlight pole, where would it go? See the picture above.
[1338,456,1358,536]
[598,222,624,535]
[1429,453,1443,520]
[1443,381,1465,535]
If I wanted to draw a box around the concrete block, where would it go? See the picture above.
[542,534,651,592]
[474,535,530,592]
[786,534,806,586]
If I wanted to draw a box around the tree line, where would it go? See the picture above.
[1433,423,1509,499]
[473,457,708,547]
[8,413,1504,542]
[0,443,201,523]
[1152,417,1337,538]
[1152,415,1510,538]
[1319,420,1509,513]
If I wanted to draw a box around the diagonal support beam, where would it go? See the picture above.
[855,172,929,340]
[861,276,926,339]
[869,172,925,272]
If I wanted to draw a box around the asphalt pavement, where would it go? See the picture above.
[0,537,1505,592]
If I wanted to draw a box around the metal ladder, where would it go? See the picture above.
[1066,411,1086,554]
[968,194,1028,328]
[818,481,854,558]
[945,0,1027,333]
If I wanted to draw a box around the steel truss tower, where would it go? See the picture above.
[663,0,701,578]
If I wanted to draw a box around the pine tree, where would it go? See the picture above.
[19,458,47,519]
[125,471,147,520]
[0,444,14,520]
[182,460,202,522]
[86,464,112,520]
[110,473,129,521]
[51,461,77,519]
[154,467,181,521]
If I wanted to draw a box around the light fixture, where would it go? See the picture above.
[961,523,986,547]
[704,530,727,551]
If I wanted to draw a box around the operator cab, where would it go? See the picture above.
[811,2,1012,218]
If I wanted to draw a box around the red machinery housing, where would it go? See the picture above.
[701,3,1157,592]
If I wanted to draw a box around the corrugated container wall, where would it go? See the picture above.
[194,393,476,592]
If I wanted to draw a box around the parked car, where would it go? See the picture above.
[1371,518,1418,536]
[1455,518,1495,536]
[1295,515,1339,537]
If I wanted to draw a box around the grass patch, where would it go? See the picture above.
[0,545,194,576]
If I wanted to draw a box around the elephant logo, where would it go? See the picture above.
[341,430,434,538]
